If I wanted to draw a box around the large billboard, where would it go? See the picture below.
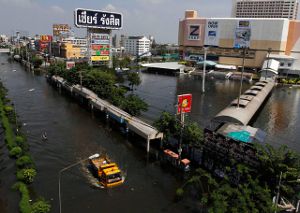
[204,20,220,47]
[234,20,251,48]
[53,24,70,37]
[90,33,110,61]
[75,8,122,29]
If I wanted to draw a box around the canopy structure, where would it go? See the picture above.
[196,60,217,66]
[217,123,266,143]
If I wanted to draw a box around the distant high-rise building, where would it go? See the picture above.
[112,34,121,48]
[124,36,151,56]
[232,0,299,20]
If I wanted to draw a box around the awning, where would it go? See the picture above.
[197,60,217,66]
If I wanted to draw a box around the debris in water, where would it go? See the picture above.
[12,69,17,72]
[28,88,35,92]
[23,123,27,126]
[41,132,47,140]
[130,187,134,191]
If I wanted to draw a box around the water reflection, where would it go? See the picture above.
[138,72,300,152]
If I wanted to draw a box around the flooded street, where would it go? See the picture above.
[1,53,300,212]
[0,55,185,213]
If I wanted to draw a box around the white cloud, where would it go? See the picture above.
[51,5,65,14]
[136,0,167,5]
[0,0,36,8]
[103,4,116,12]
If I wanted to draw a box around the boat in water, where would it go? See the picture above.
[89,154,124,188]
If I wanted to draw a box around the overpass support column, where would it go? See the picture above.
[146,137,150,153]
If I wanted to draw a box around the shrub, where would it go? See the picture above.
[13,182,32,213]
[16,155,33,168]
[4,105,13,113]
[17,168,37,184]
[31,199,51,213]
[16,136,25,146]
[9,146,22,158]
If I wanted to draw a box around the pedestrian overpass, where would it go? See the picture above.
[0,48,10,53]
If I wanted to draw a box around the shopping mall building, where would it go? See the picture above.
[178,10,300,75]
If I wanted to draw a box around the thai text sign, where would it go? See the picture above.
[177,94,192,114]
[53,24,70,36]
[91,33,110,45]
[204,21,220,47]
[75,8,122,29]
[91,45,110,56]
[188,25,200,40]
[91,56,110,61]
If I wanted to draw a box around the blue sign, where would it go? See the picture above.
[75,8,122,29]
[208,31,216,37]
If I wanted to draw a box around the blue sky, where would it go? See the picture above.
[0,0,298,43]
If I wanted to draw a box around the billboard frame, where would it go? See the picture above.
[74,8,123,30]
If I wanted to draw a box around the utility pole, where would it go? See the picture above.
[237,47,247,108]
[178,101,184,162]
[274,171,282,213]
[266,48,272,80]
[202,47,208,93]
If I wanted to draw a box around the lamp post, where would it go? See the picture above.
[237,47,247,108]
[202,47,208,93]
[265,48,272,80]
[58,153,99,213]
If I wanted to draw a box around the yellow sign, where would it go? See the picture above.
[91,56,110,61]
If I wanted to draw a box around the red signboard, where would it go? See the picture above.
[66,61,75,70]
[40,35,53,42]
[177,94,192,114]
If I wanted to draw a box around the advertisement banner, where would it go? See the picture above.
[91,33,110,45]
[40,35,53,42]
[91,56,110,61]
[234,20,251,48]
[177,94,192,114]
[66,61,75,70]
[188,25,201,40]
[204,20,219,47]
[53,24,70,36]
[75,8,122,29]
[90,32,110,61]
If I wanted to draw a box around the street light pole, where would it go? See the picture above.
[202,47,208,93]
[274,171,283,213]
[58,153,99,213]
[237,47,246,108]
[266,48,272,80]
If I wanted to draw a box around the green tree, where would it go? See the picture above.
[154,111,180,141]
[183,122,203,147]
[255,144,300,199]
[121,94,148,116]
[178,166,274,213]
[31,56,43,68]
[127,72,141,91]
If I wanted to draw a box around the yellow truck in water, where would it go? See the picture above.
[89,156,124,188]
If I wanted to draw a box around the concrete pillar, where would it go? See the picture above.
[146,138,150,153]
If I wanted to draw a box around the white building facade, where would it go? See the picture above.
[62,37,87,47]
[232,0,299,20]
[124,36,151,56]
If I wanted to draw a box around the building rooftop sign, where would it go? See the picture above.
[74,8,122,29]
